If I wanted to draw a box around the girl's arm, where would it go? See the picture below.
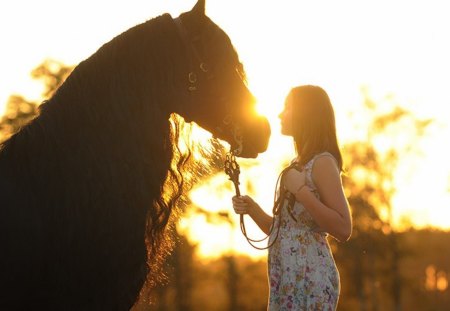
[285,155,352,242]
[232,195,273,235]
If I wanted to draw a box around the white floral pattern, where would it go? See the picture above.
[268,152,340,311]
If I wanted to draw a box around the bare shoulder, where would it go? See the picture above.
[312,153,340,177]
[311,153,348,213]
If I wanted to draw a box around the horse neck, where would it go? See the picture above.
[1,14,190,203]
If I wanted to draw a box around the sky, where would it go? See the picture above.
[1,0,449,258]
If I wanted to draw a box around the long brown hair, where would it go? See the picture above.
[290,85,343,171]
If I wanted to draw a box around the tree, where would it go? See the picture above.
[0,95,38,142]
[0,59,73,143]
[334,89,432,311]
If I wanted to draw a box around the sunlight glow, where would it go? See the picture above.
[1,0,450,259]
[425,265,449,292]
[177,135,296,259]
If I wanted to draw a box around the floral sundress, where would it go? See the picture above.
[268,152,340,311]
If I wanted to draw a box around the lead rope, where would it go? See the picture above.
[225,150,285,250]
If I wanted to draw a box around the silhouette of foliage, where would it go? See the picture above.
[0,95,38,142]
[0,59,73,142]
[30,59,73,98]
[333,90,433,310]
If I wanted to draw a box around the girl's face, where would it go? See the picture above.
[279,95,294,136]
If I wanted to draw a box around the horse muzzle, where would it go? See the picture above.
[234,115,271,159]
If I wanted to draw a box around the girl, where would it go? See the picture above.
[232,85,352,310]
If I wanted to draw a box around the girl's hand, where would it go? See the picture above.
[232,195,256,215]
[283,168,306,194]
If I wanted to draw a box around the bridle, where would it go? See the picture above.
[175,17,269,244]
[173,17,244,156]
[174,17,212,92]
[174,17,283,251]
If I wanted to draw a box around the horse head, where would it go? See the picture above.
[173,0,271,158]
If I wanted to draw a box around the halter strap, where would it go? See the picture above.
[173,17,204,68]
[173,16,243,156]
[173,17,210,92]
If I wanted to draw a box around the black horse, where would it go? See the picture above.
[0,1,270,309]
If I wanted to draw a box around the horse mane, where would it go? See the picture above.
[0,13,200,308]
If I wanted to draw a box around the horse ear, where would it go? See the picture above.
[191,0,205,16]
[179,0,206,35]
